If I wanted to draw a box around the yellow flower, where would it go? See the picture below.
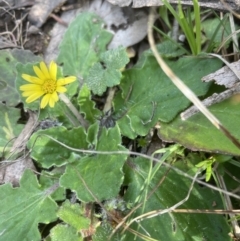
[20,61,76,108]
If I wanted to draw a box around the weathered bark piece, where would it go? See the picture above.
[0,156,36,186]
[28,0,67,27]
[181,59,240,120]
[181,83,240,120]
[202,59,240,88]
[106,0,240,12]
[45,0,148,62]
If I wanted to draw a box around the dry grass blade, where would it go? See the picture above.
[216,170,240,238]
[220,0,240,19]
[123,170,200,228]
[148,7,240,150]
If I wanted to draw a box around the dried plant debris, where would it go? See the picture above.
[105,0,240,12]
[0,111,38,186]
[28,0,67,28]
[0,155,36,186]
[44,0,148,62]
[181,59,240,120]
[0,0,28,8]
[202,59,240,88]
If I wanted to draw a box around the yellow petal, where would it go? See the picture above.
[40,61,51,79]
[20,84,42,91]
[22,90,44,97]
[22,91,34,97]
[48,95,56,108]
[49,61,57,80]
[57,76,76,86]
[25,92,44,103]
[56,86,67,93]
[40,93,51,108]
[51,91,59,102]
[33,65,46,81]
[22,74,44,85]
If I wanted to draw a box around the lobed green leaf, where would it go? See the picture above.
[114,53,222,138]
[57,12,112,82]
[57,200,90,231]
[50,224,82,241]
[78,84,101,124]
[28,126,88,168]
[0,49,41,106]
[85,46,129,95]
[0,103,24,157]
[0,170,58,241]
[159,96,240,155]
[60,125,128,202]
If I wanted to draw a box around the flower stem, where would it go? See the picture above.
[59,93,88,130]
[60,104,79,127]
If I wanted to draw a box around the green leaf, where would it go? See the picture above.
[57,200,90,231]
[0,103,24,157]
[0,170,58,241]
[196,158,215,182]
[28,126,88,168]
[101,47,129,70]
[60,125,127,202]
[57,12,112,81]
[152,40,186,58]
[85,47,129,95]
[50,224,83,241]
[159,96,240,156]
[202,18,236,49]
[0,49,41,106]
[93,223,122,241]
[114,53,222,138]
[122,158,231,241]
[86,122,100,148]
[78,84,101,123]
[39,170,66,201]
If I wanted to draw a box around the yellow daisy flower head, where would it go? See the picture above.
[20,61,76,108]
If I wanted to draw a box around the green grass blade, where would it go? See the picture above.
[193,0,202,54]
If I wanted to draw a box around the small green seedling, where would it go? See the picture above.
[195,157,216,182]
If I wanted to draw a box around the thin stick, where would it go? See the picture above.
[31,134,240,201]
[149,209,240,214]
[124,170,200,226]
[216,171,240,238]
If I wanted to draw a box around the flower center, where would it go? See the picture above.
[42,79,57,94]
